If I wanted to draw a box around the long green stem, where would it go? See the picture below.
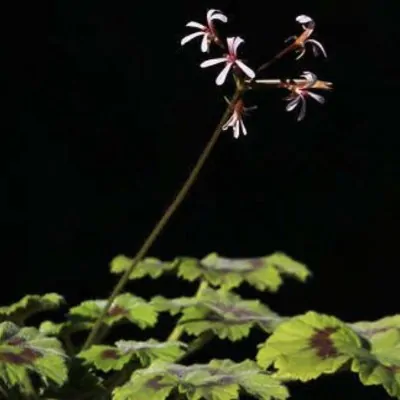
[82,88,243,350]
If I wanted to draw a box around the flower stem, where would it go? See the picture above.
[82,88,243,351]
[256,43,296,74]
[175,330,215,363]
[247,78,333,90]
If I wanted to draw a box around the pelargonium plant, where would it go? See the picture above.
[2,9,399,400]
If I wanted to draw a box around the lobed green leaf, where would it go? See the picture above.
[257,311,363,381]
[110,255,176,279]
[69,293,158,329]
[177,252,310,291]
[79,339,186,372]
[0,294,65,324]
[113,359,288,400]
[0,321,67,389]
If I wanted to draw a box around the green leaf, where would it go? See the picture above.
[112,361,175,400]
[351,328,400,398]
[0,321,67,389]
[41,357,107,399]
[79,345,132,372]
[79,340,186,372]
[39,319,91,337]
[69,293,158,329]
[178,252,310,291]
[257,311,363,381]
[115,340,186,365]
[0,294,65,324]
[178,288,283,341]
[208,359,289,400]
[350,315,400,339]
[150,296,198,316]
[113,359,288,400]
[110,255,176,279]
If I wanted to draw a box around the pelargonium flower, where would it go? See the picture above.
[200,37,255,86]
[180,9,228,53]
[222,98,257,139]
[287,15,327,60]
[285,71,326,121]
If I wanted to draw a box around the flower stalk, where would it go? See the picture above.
[82,89,243,350]
[82,8,333,351]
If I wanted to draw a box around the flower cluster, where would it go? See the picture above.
[284,72,326,121]
[181,9,331,137]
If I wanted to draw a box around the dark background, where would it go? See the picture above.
[8,0,399,398]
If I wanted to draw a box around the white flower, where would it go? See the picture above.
[222,98,256,139]
[180,9,228,53]
[285,71,326,121]
[287,15,327,60]
[200,37,255,85]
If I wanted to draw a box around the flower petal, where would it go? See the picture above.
[210,12,228,23]
[286,96,301,112]
[181,31,205,46]
[240,118,247,136]
[297,97,307,121]
[235,60,255,79]
[186,21,206,29]
[232,36,244,54]
[216,62,233,85]
[223,113,236,130]
[226,37,235,53]
[296,15,313,24]
[201,35,209,52]
[233,120,240,138]
[308,91,325,104]
[301,71,318,87]
[307,39,327,57]
[207,9,228,23]
[200,57,227,68]
[295,47,306,60]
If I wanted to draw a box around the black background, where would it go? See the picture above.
[8,0,399,398]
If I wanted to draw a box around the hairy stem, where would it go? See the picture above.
[175,330,215,363]
[167,280,209,342]
[62,334,76,356]
[247,78,333,90]
[82,89,243,350]
[256,43,296,74]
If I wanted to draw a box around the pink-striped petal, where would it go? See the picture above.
[297,97,307,121]
[307,39,327,57]
[223,113,236,130]
[235,60,255,79]
[301,71,318,87]
[240,118,247,136]
[211,13,227,23]
[226,37,235,53]
[233,120,241,138]
[208,9,228,23]
[286,96,301,112]
[308,92,325,104]
[216,62,233,85]
[206,9,218,22]
[181,31,205,46]
[296,15,313,24]
[186,21,206,29]
[200,57,227,68]
[231,37,244,55]
[201,35,209,52]
[295,47,306,60]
